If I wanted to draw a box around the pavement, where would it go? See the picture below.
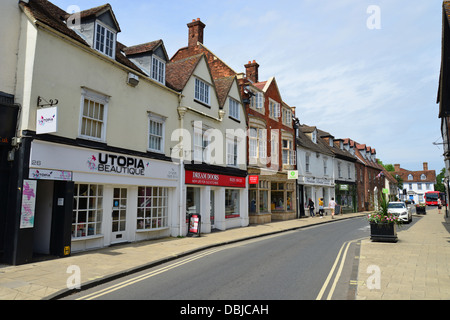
[0,208,448,300]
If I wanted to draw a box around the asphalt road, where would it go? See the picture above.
[63,217,360,300]
[63,215,421,301]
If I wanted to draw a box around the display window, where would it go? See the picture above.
[225,189,240,218]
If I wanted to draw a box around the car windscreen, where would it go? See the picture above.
[388,203,405,209]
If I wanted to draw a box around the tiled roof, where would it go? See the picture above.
[124,40,164,56]
[297,125,334,156]
[394,166,437,184]
[19,0,142,74]
[214,76,236,107]
[166,54,204,92]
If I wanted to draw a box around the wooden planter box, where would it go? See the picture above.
[370,223,398,243]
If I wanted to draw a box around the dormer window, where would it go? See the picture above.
[95,21,116,58]
[329,138,334,147]
[420,174,427,180]
[152,55,166,84]
[312,130,317,144]
[408,174,413,181]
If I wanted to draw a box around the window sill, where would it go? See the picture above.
[228,116,241,123]
[136,227,169,233]
[72,234,104,242]
[194,99,211,108]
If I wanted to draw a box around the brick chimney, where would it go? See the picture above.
[187,18,205,47]
[245,60,259,83]
[423,162,428,171]
[394,164,400,171]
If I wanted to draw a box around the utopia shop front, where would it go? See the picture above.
[4,139,179,265]
[184,165,249,233]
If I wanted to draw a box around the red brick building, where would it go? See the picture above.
[239,61,297,223]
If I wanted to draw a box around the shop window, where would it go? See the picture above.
[271,182,284,211]
[259,180,269,212]
[72,184,103,238]
[186,187,201,221]
[137,187,168,230]
[225,189,240,218]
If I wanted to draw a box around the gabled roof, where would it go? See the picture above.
[166,54,204,92]
[124,40,168,60]
[19,0,143,74]
[76,3,121,32]
[171,42,237,80]
[214,76,237,108]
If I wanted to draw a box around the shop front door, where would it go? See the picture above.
[112,188,128,244]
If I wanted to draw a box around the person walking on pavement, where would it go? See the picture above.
[329,197,337,219]
[308,198,315,217]
[438,198,442,214]
[319,198,324,217]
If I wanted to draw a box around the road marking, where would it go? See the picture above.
[316,237,366,300]
[76,248,226,300]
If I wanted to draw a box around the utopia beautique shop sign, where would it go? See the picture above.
[36,107,58,134]
[29,141,179,182]
[87,153,147,176]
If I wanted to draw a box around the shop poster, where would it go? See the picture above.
[20,180,37,229]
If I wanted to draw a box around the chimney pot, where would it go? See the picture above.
[187,18,206,47]
[245,60,260,83]
[423,162,428,171]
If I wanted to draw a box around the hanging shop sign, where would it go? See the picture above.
[288,171,299,180]
[185,170,246,188]
[36,107,58,134]
[20,180,37,229]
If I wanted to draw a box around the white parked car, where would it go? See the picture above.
[388,202,412,223]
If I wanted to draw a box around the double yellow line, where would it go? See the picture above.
[76,248,225,300]
[316,238,364,300]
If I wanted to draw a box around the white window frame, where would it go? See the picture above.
[151,55,166,84]
[193,125,210,163]
[94,21,116,58]
[250,90,264,112]
[226,136,238,167]
[282,139,294,165]
[249,127,258,158]
[72,184,103,239]
[305,153,311,173]
[79,88,109,142]
[271,130,279,167]
[282,108,292,127]
[229,98,240,120]
[148,113,166,153]
[137,187,169,231]
[269,99,280,120]
[195,78,210,105]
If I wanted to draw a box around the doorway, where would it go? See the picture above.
[111,188,128,244]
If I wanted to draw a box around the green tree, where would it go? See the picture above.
[435,168,446,192]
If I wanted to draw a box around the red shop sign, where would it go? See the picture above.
[249,175,259,185]
[185,170,246,188]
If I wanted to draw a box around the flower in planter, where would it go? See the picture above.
[367,192,403,226]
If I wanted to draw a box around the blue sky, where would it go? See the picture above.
[52,0,444,174]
